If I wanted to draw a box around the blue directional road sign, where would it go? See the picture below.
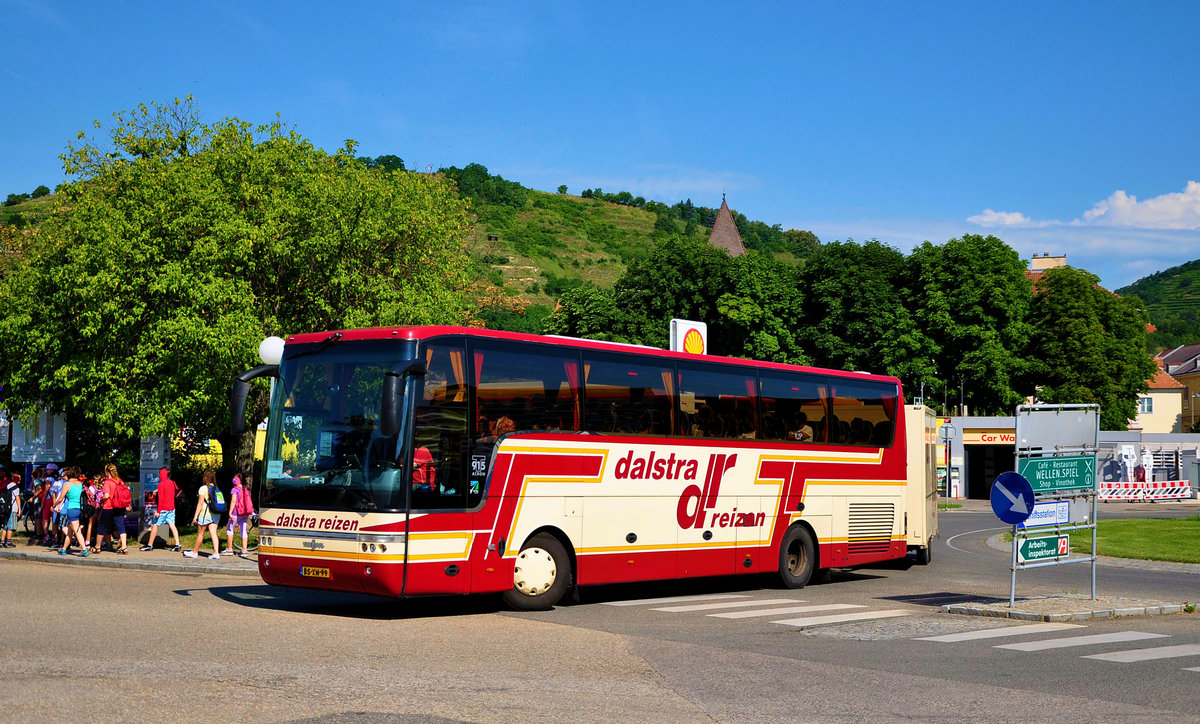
[991,471,1035,525]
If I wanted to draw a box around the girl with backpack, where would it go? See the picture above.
[185,469,223,560]
[97,464,131,554]
[223,470,255,557]
[54,467,90,557]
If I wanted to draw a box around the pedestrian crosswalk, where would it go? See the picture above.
[915,612,1198,672]
[603,594,905,627]
[599,592,1200,673]
[916,622,1084,642]
[1082,644,1200,663]
[995,631,1168,651]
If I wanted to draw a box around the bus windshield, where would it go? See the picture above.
[262,339,415,512]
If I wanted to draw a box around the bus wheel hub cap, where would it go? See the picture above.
[513,547,556,595]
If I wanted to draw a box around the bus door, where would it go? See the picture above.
[403,340,474,596]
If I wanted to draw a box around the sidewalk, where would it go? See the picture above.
[0,539,260,577]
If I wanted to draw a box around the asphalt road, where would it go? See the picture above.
[2,501,1197,723]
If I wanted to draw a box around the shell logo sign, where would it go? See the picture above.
[671,319,708,355]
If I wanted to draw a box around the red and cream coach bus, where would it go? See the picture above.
[230,326,937,610]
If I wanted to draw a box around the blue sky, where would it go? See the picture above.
[3,1,1198,290]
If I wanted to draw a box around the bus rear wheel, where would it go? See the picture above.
[503,533,571,611]
[778,525,816,589]
[914,544,932,566]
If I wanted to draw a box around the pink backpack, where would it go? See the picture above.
[233,482,255,516]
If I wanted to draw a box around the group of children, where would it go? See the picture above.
[11,464,135,556]
[1,465,255,560]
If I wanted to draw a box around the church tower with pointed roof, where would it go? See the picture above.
[707,194,746,256]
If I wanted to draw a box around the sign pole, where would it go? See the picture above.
[1010,523,1018,607]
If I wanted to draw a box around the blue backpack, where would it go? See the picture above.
[208,486,227,514]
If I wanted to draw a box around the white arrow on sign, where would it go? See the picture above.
[995,481,1029,515]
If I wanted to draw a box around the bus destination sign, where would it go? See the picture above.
[1016,455,1095,494]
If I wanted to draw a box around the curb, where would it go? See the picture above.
[943,600,1191,622]
[0,549,260,577]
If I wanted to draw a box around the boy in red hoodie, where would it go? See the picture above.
[140,467,181,551]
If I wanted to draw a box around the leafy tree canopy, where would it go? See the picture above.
[1027,266,1156,430]
[547,236,807,363]
[905,234,1033,414]
[0,97,473,453]
[440,162,527,208]
[796,239,934,390]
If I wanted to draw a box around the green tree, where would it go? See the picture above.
[556,184,568,194]
[547,236,807,363]
[31,185,51,198]
[542,285,629,341]
[717,253,808,364]
[905,234,1032,415]
[784,229,820,257]
[796,240,934,389]
[1026,266,1156,430]
[0,98,473,466]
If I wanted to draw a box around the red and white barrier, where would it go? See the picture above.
[1100,480,1195,502]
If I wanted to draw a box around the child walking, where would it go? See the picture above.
[222,471,255,557]
[185,469,222,560]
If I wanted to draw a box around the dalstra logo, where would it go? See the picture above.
[677,453,739,529]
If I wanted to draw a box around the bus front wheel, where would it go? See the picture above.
[778,526,816,589]
[503,533,572,611]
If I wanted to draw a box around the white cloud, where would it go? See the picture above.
[970,181,1200,232]
[1080,181,1200,229]
[967,209,1038,227]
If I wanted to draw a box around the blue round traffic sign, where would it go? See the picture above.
[991,471,1035,525]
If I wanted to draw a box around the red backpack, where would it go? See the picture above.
[112,481,132,509]
[233,484,255,516]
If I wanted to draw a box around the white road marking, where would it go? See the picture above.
[710,603,865,620]
[917,622,1084,642]
[652,599,806,612]
[772,609,913,627]
[1083,644,1200,663]
[1184,667,1200,673]
[996,631,1169,651]
[602,593,748,606]
[945,526,1008,554]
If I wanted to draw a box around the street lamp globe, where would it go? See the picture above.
[258,336,285,366]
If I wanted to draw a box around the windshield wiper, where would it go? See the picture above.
[290,332,343,360]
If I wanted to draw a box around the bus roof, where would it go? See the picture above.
[286,325,901,385]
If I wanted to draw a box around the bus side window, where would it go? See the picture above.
[675,362,756,441]
[758,372,827,444]
[582,352,675,437]
[828,379,898,448]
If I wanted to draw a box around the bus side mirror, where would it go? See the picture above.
[229,364,279,436]
[381,359,426,437]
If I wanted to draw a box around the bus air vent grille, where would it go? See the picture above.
[847,502,894,555]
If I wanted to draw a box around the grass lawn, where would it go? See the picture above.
[1071,516,1200,564]
[938,503,964,510]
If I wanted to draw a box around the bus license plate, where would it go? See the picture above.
[300,566,331,579]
